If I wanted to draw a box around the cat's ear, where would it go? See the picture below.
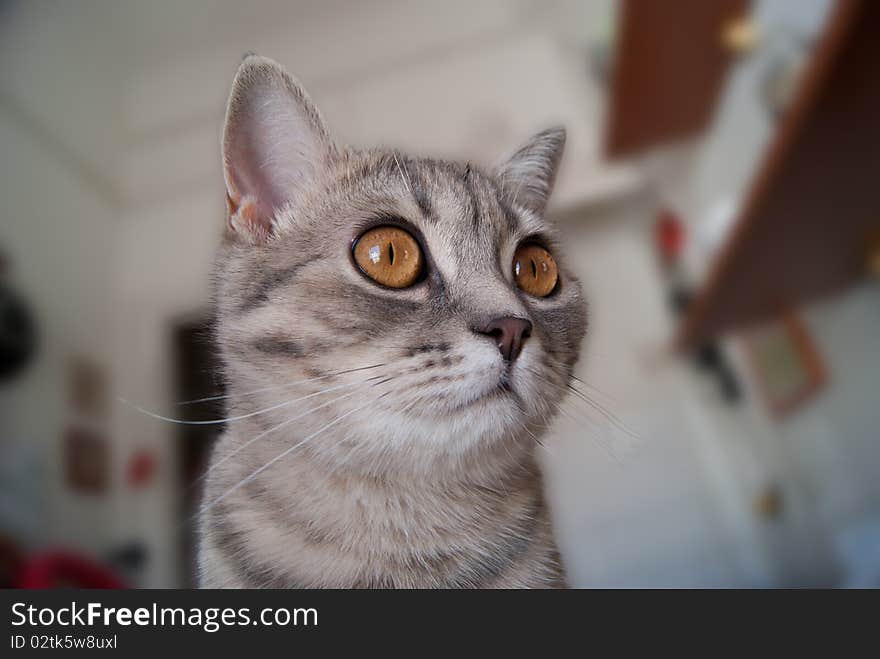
[222,55,335,241]
[495,127,565,216]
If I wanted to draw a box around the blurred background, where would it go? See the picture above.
[1,0,878,588]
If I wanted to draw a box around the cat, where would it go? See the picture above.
[198,55,587,588]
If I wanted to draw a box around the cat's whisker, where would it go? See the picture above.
[177,362,387,405]
[333,392,431,473]
[195,389,392,521]
[119,370,390,426]
[524,364,639,442]
[564,383,639,441]
[541,354,619,407]
[191,383,377,486]
[510,177,522,209]
[392,152,414,198]
[507,397,542,447]
[521,367,632,458]
[555,401,620,460]
[315,428,360,474]
[521,419,544,447]
[178,335,453,406]
[569,374,619,405]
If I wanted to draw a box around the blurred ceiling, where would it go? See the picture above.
[1,0,633,213]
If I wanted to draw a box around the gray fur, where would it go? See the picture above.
[199,55,587,588]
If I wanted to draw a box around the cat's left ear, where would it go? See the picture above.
[222,55,336,242]
[495,127,565,216]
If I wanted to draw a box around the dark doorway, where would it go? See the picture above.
[173,316,224,587]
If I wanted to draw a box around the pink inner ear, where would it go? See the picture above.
[224,163,275,236]
[226,191,273,241]
[238,196,263,226]
[222,58,333,240]
[223,108,319,238]
[223,124,284,236]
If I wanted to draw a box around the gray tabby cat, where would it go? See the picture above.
[198,55,587,588]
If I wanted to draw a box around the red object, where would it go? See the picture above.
[16,551,127,589]
[655,209,686,263]
[126,449,157,489]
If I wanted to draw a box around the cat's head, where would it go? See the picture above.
[215,55,586,472]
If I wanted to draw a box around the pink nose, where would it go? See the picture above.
[474,317,532,362]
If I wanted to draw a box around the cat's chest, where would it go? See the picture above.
[219,468,551,587]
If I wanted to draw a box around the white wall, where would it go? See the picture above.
[543,202,777,587]
[0,1,126,199]
[0,105,117,555]
[724,284,880,586]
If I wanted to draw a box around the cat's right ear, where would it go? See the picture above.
[222,55,335,242]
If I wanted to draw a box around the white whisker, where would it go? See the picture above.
[555,402,619,460]
[177,362,386,405]
[192,384,373,485]
[392,152,413,197]
[119,372,386,426]
[524,365,639,442]
[565,383,639,441]
[196,391,390,519]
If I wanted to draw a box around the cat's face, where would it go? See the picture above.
[215,56,586,470]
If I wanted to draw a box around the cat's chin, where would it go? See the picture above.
[444,378,524,416]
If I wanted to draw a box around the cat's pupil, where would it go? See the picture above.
[388,242,395,265]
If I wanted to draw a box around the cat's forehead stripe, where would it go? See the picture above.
[462,166,482,232]
[395,154,437,225]
[425,160,526,244]
[343,153,543,265]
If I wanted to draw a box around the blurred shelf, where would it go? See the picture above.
[677,0,880,349]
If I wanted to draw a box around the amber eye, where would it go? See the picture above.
[513,244,558,297]
[353,226,424,288]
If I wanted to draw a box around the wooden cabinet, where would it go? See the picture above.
[605,0,749,157]
[608,0,880,348]
[678,0,880,348]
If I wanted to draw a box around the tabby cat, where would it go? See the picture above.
[198,55,587,588]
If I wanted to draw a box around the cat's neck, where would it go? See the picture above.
[230,416,540,488]
[202,422,554,588]
[317,424,536,488]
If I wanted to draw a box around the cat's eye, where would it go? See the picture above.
[513,244,558,297]
[353,226,424,288]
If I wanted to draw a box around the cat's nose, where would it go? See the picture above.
[474,317,532,362]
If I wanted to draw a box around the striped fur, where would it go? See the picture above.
[198,56,586,588]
